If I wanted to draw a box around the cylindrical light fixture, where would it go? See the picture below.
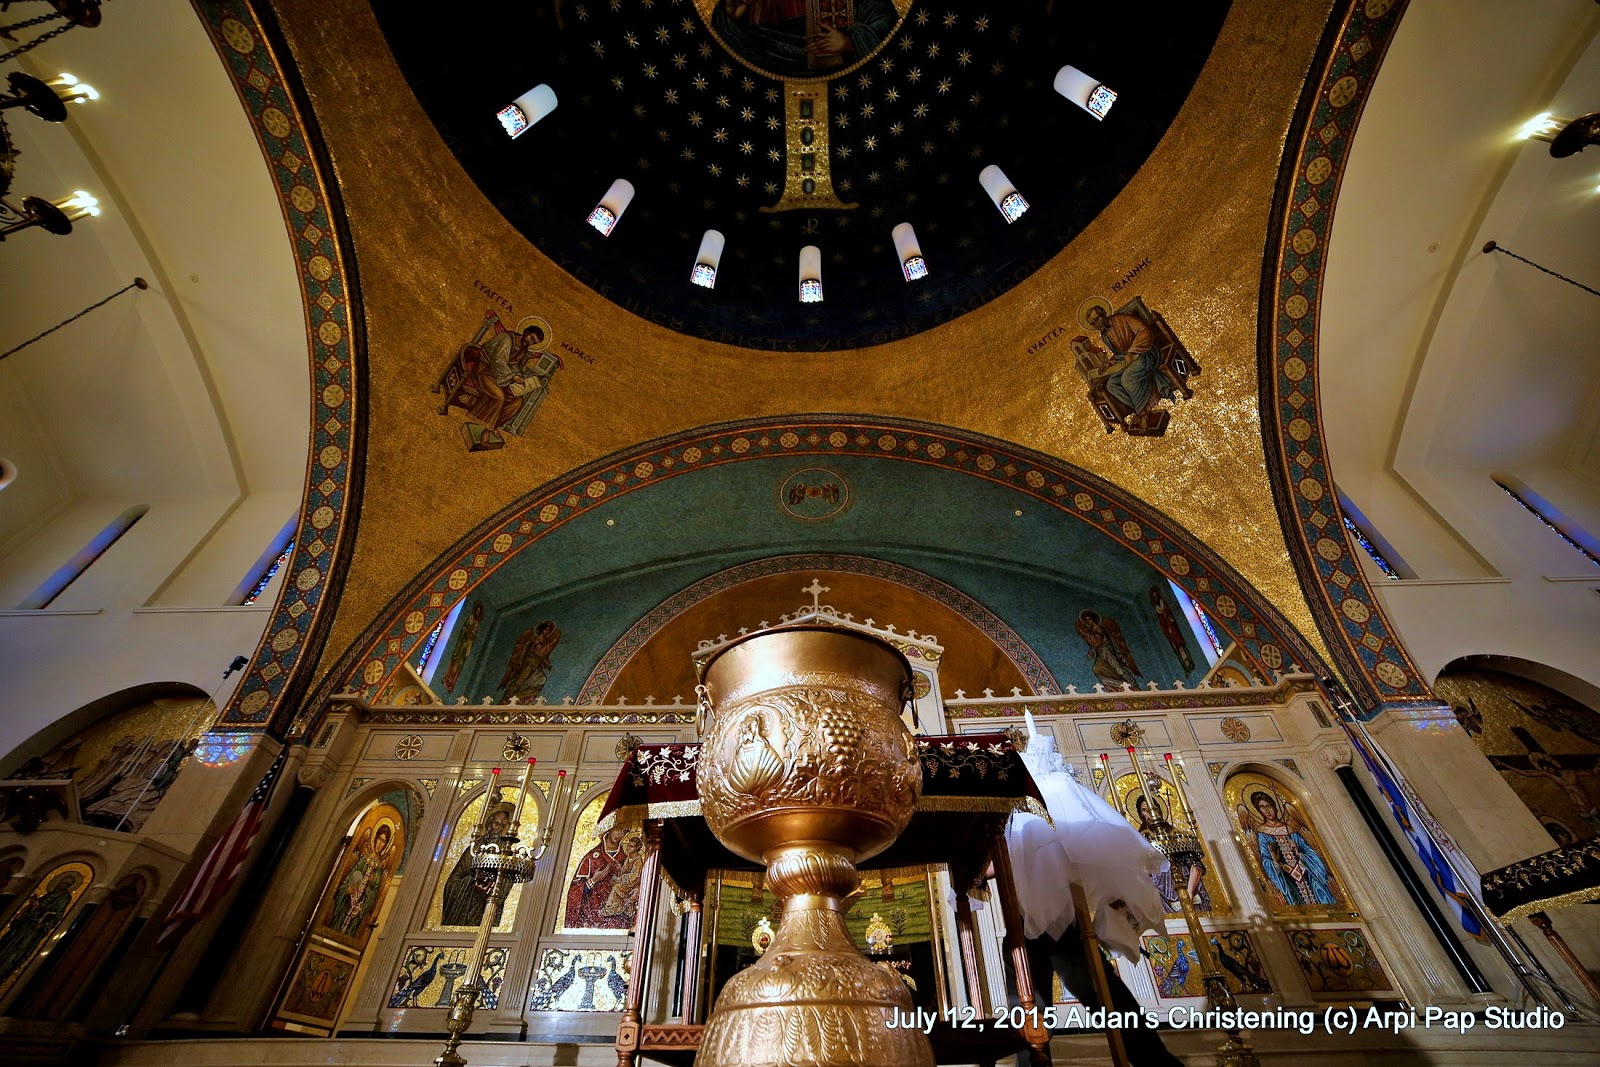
[891,222,927,281]
[978,165,1029,223]
[497,83,557,139]
[691,229,725,288]
[798,245,823,303]
[586,178,634,236]
[1054,65,1117,120]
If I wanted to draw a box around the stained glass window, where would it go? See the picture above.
[1087,84,1117,120]
[1342,516,1400,580]
[902,255,928,281]
[691,263,717,289]
[22,505,149,610]
[243,539,294,605]
[416,618,446,672]
[496,103,529,138]
[800,278,823,303]
[1168,579,1223,662]
[1192,599,1224,657]
[1496,481,1600,569]
[1000,191,1029,223]
[587,204,617,235]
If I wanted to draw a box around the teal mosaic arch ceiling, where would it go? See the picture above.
[205,0,1434,733]
[314,416,1329,727]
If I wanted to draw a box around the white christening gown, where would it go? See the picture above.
[1006,734,1167,959]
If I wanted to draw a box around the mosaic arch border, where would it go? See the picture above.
[575,553,1060,703]
[1257,0,1430,710]
[199,0,365,732]
[313,416,1330,723]
[201,0,1431,729]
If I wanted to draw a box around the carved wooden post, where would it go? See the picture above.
[1070,882,1130,1067]
[614,820,664,1067]
[681,890,703,1025]
[1529,912,1600,1005]
[988,828,1051,1067]
[953,886,987,1014]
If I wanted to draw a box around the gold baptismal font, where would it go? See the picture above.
[695,626,934,1067]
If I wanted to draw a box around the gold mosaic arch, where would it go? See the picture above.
[196,0,364,732]
[311,416,1333,725]
[1256,0,1430,711]
[198,0,1436,736]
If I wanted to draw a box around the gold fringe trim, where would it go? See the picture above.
[596,799,703,835]
[913,795,1050,821]
[1493,883,1600,925]
[604,794,1047,830]
[646,799,703,819]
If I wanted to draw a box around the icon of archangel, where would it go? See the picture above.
[1070,296,1200,438]
[433,311,563,452]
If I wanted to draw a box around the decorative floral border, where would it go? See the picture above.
[200,1,361,730]
[319,417,1327,722]
[1259,0,1429,708]
[574,553,1058,702]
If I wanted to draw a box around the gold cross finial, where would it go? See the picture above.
[803,578,829,609]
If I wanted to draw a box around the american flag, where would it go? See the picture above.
[156,747,286,948]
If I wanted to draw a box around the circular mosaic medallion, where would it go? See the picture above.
[912,672,933,700]
[261,106,291,139]
[220,17,255,54]
[394,734,424,760]
[1220,716,1251,742]
[777,466,852,522]
[1375,660,1408,688]
[1109,720,1147,748]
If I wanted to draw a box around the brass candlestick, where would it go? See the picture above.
[434,765,562,1067]
[695,626,933,1067]
[1121,734,1257,1067]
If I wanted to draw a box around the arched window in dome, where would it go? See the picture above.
[18,505,148,610]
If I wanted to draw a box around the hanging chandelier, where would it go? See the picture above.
[0,0,102,64]
[1,61,105,239]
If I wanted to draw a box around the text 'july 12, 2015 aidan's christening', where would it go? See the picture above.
[884,1005,1566,1036]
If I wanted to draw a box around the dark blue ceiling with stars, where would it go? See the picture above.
[375,1,1229,351]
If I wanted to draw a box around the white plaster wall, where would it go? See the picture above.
[0,492,295,762]
[1319,3,1600,696]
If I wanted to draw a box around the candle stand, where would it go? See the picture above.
[435,761,563,1067]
